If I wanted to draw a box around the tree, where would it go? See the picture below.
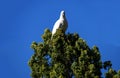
[28,28,120,78]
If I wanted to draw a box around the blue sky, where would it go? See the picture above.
[0,0,120,78]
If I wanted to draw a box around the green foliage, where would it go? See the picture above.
[28,28,120,78]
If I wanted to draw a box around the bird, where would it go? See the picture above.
[51,10,68,37]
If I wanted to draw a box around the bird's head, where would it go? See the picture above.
[60,10,65,17]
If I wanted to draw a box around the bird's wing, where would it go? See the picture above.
[52,20,60,34]
[52,18,65,35]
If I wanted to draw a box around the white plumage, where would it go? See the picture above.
[52,10,68,36]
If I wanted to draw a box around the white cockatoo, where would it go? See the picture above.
[51,10,68,37]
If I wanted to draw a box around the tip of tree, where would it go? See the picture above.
[28,28,120,78]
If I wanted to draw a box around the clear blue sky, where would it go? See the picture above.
[0,0,120,78]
